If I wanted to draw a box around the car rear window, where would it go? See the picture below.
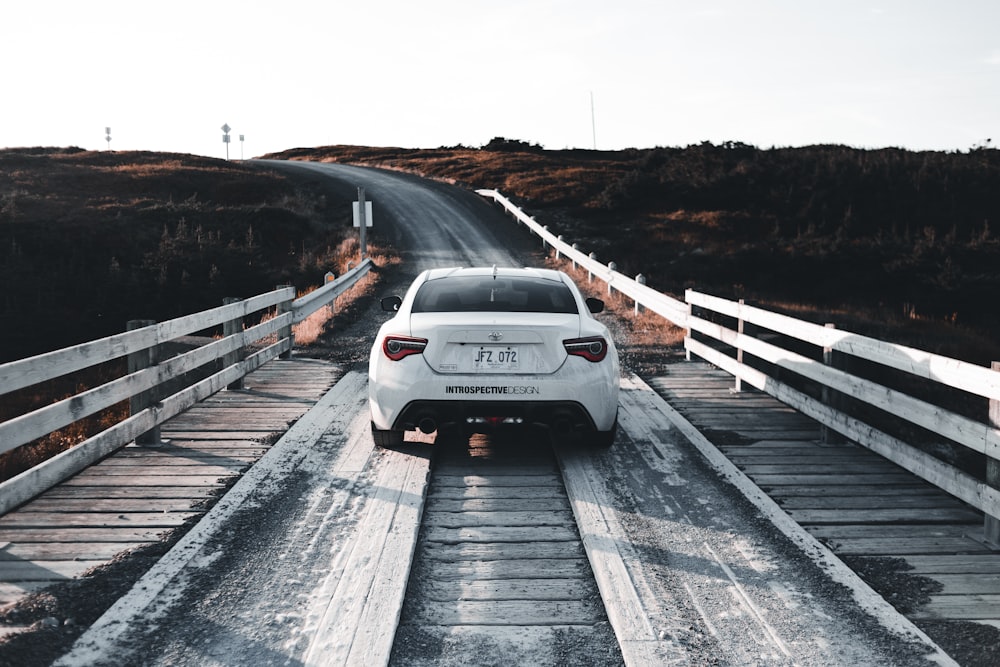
[412,276,578,314]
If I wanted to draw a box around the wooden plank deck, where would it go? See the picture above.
[0,357,340,616]
[647,361,1000,632]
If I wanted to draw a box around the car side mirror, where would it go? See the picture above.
[586,297,605,314]
[381,296,402,312]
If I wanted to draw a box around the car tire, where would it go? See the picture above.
[589,416,618,448]
[371,422,405,448]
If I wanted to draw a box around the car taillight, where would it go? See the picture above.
[563,336,608,362]
[382,335,428,361]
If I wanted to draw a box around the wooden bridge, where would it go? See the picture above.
[0,358,340,627]
[2,354,998,652]
[650,361,1000,625]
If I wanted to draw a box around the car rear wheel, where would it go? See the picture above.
[589,416,618,448]
[371,422,405,448]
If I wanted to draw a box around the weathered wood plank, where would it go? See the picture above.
[432,475,563,488]
[59,475,233,487]
[0,560,103,582]
[1,542,144,561]
[778,494,968,510]
[155,430,283,440]
[762,484,933,497]
[70,464,245,476]
[902,555,1000,575]
[428,486,567,500]
[415,558,588,581]
[805,524,971,539]
[740,462,902,475]
[420,578,593,602]
[405,599,601,626]
[0,528,169,543]
[754,473,922,486]
[820,536,991,556]
[422,511,576,529]
[909,595,1000,620]
[23,498,208,513]
[786,507,982,525]
[423,526,580,544]
[923,573,1000,595]
[421,541,585,561]
[425,498,573,513]
[38,486,217,500]
[433,465,560,477]
[0,582,50,607]
[725,451,874,462]
[0,512,198,529]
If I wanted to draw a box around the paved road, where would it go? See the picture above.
[259,160,522,272]
[55,163,954,666]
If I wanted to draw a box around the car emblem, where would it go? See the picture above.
[488,331,503,341]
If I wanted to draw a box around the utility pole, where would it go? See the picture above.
[590,92,597,150]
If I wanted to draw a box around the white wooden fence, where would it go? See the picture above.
[478,188,1000,542]
[0,258,372,515]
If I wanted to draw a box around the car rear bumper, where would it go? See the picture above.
[369,362,619,433]
[390,399,602,435]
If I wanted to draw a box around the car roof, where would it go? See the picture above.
[421,266,567,283]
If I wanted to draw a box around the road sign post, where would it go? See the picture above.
[222,123,231,160]
[353,187,372,259]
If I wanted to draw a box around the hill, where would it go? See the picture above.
[264,140,1000,364]
[0,148,359,362]
[3,142,999,365]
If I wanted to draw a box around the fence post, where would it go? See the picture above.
[127,319,161,446]
[987,361,1000,545]
[223,297,245,390]
[571,243,579,269]
[556,235,563,259]
[685,299,693,362]
[276,285,294,360]
[733,299,745,393]
[542,226,549,249]
[634,274,645,314]
[588,252,597,282]
[821,323,845,444]
[607,262,616,296]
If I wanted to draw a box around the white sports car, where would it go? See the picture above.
[368,266,620,447]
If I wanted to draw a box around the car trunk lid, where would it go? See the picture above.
[410,312,577,375]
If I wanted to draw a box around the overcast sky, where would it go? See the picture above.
[2,1,998,158]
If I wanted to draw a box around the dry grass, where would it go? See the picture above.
[292,240,397,345]
[545,255,687,350]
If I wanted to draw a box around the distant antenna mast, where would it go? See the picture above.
[590,92,597,150]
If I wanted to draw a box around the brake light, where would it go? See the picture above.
[563,336,608,362]
[382,335,428,361]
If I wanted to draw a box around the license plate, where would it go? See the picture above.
[473,346,519,370]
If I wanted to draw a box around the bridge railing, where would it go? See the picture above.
[0,258,372,515]
[479,188,1000,541]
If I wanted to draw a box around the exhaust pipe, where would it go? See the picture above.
[417,416,438,434]
[551,415,574,437]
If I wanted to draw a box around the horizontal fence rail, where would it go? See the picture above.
[478,189,1000,541]
[0,258,373,515]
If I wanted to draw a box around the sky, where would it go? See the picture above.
[2,0,998,158]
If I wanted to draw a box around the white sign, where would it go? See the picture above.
[352,201,373,228]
